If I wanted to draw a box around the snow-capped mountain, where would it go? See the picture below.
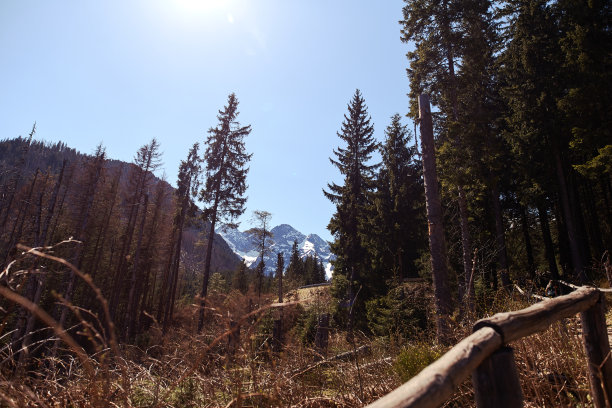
[219,224,334,278]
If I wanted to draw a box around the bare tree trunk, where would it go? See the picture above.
[457,186,472,301]
[157,229,177,324]
[519,204,536,281]
[51,155,103,361]
[15,164,67,369]
[48,165,74,243]
[537,203,560,280]
[125,194,149,340]
[33,173,49,247]
[491,184,511,288]
[109,199,140,319]
[554,148,586,282]
[197,204,218,333]
[0,124,35,229]
[419,94,452,344]
[38,160,66,247]
[4,170,39,263]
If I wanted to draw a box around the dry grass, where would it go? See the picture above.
[0,249,607,407]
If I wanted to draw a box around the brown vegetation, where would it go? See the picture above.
[1,244,607,407]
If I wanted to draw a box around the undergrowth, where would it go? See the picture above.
[0,248,608,407]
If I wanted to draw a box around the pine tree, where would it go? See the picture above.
[368,114,425,289]
[286,240,304,286]
[231,261,249,294]
[160,143,202,333]
[197,93,252,332]
[324,89,378,332]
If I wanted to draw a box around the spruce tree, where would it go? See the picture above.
[324,89,378,332]
[286,240,304,286]
[368,114,425,290]
[198,93,252,332]
[231,261,249,294]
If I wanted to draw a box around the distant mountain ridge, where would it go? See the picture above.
[219,223,334,278]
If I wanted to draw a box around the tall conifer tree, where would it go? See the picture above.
[324,89,378,332]
[197,93,252,332]
[368,114,424,289]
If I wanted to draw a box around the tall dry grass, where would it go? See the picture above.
[0,246,607,407]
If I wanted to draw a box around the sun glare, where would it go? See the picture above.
[175,0,229,14]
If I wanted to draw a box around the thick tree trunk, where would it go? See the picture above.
[491,184,511,288]
[555,204,573,277]
[537,203,559,280]
[419,94,452,343]
[519,204,536,280]
[197,206,218,333]
[457,186,472,301]
[554,148,586,282]
[491,183,511,289]
[157,228,177,324]
[582,182,603,258]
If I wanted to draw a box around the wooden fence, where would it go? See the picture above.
[366,286,612,408]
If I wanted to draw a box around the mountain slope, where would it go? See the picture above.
[219,223,334,277]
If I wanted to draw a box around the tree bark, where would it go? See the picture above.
[537,203,559,280]
[125,193,149,340]
[519,204,536,280]
[554,147,586,282]
[197,205,218,333]
[457,186,472,300]
[491,184,511,288]
[419,94,452,343]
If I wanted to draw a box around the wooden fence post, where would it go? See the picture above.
[580,291,612,408]
[473,346,523,408]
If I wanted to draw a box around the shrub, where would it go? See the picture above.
[366,284,430,339]
[394,342,444,383]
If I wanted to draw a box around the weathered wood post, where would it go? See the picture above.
[418,94,453,343]
[473,346,524,408]
[579,291,612,408]
[314,313,330,358]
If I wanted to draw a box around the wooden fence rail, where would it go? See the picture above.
[366,286,612,408]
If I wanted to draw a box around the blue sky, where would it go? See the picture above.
[0,0,414,241]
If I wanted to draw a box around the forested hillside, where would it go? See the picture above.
[0,134,241,343]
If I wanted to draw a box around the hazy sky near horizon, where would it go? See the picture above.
[0,0,415,241]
